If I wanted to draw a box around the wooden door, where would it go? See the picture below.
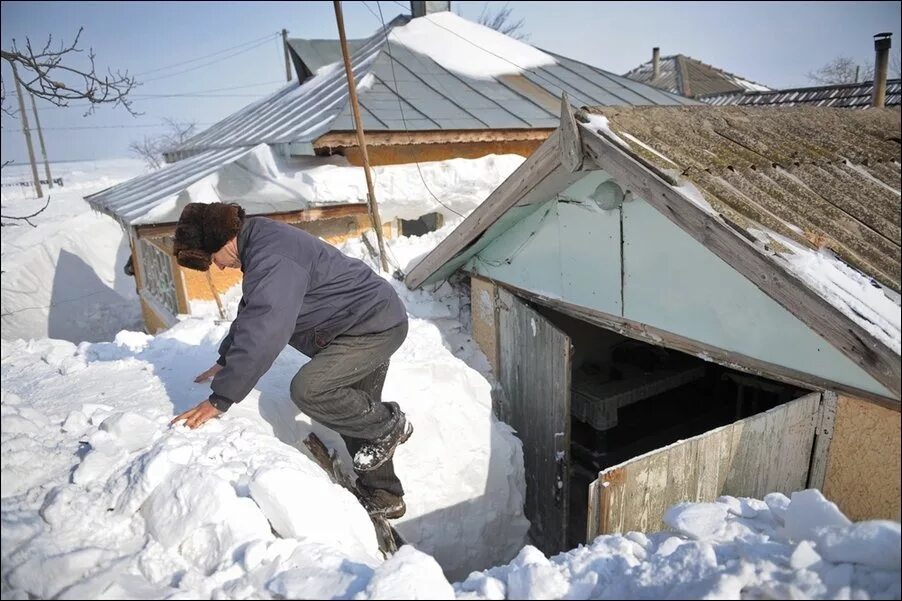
[498,288,572,555]
[587,391,823,539]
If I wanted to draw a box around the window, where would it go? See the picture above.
[138,238,179,316]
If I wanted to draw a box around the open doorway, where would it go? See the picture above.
[532,306,809,549]
[494,285,820,555]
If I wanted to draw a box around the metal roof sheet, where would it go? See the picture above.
[700,79,902,108]
[85,147,257,226]
[175,16,694,154]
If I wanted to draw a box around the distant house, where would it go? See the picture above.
[87,6,692,334]
[623,48,770,98]
[406,100,900,555]
[700,78,902,108]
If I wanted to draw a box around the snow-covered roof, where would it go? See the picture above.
[624,54,771,98]
[173,13,695,155]
[406,104,901,403]
[84,143,523,227]
[700,79,902,108]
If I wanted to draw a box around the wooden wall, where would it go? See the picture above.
[588,392,822,537]
[823,395,901,521]
[339,139,545,167]
[470,275,499,374]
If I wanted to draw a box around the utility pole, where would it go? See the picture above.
[30,94,53,189]
[10,62,43,198]
[333,0,389,272]
[282,29,292,82]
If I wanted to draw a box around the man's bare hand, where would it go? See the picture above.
[170,399,222,429]
[194,363,223,383]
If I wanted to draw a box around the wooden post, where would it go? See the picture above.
[30,94,53,189]
[204,270,227,320]
[10,62,43,198]
[282,29,292,82]
[333,0,389,272]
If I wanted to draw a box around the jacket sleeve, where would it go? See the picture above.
[209,254,309,410]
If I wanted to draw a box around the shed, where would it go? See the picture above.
[406,99,901,555]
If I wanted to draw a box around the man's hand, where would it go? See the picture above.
[194,363,223,383]
[170,399,222,429]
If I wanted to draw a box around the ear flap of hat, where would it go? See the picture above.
[176,248,212,272]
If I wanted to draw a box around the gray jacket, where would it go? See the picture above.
[209,217,407,410]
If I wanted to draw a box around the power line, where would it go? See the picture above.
[375,2,464,220]
[135,32,281,76]
[141,35,280,82]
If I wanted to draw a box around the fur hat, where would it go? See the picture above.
[173,202,245,271]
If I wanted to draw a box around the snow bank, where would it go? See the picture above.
[1,225,529,595]
[1,159,146,342]
[390,12,556,79]
[457,490,900,600]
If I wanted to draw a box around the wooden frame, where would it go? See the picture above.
[314,128,555,150]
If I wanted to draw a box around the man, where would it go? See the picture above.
[170,202,412,518]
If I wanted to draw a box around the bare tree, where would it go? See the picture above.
[129,118,197,170]
[476,3,528,40]
[1,27,139,117]
[807,56,873,85]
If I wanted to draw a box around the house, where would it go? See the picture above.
[88,7,693,334]
[700,78,902,108]
[405,98,901,555]
[623,48,770,98]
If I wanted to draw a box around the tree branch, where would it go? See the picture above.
[1,194,50,228]
[1,27,140,117]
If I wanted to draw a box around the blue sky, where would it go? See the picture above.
[2,1,899,163]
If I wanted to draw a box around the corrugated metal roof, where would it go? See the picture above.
[588,106,901,291]
[699,79,902,108]
[624,54,771,98]
[175,15,694,154]
[85,147,257,226]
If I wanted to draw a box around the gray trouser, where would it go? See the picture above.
[290,321,408,496]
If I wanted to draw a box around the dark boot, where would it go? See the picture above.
[358,485,406,519]
[352,402,413,472]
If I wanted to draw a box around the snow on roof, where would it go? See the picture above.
[388,11,556,79]
[85,144,525,226]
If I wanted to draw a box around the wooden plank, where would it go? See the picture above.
[559,93,584,173]
[808,391,837,490]
[595,392,821,534]
[497,289,572,555]
[405,130,563,289]
[586,478,600,542]
[135,203,371,240]
[581,127,901,400]
[477,276,899,410]
[313,128,555,148]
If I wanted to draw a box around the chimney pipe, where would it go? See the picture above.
[871,32,891,108]
[410,1,450,18]
[652,47,661,80]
